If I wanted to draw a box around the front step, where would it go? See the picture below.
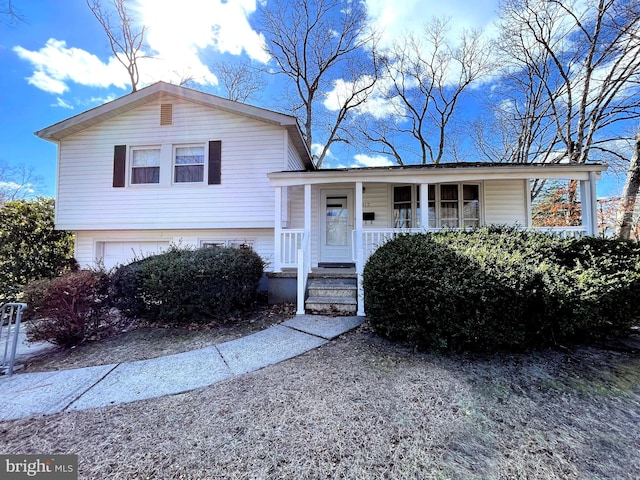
[305,277,357,315]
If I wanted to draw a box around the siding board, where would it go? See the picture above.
[57,100,285,230]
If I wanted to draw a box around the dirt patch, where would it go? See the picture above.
[1,325,639,479]
[19,303,295,373]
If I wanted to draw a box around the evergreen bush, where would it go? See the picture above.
[110,245,265,323]
[363,229,640,351]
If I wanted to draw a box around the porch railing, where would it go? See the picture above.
[355,226,588,264]
[356,228,423,263]
[281,229,304,268]
[530,226,587,238]
[283,226,588,271]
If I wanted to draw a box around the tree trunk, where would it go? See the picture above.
[615,130,640,239]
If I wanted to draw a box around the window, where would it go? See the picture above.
[393,185,421,228]
[432,183,481,228]
[440,184,459,228]
[392,183,481,229]
[201,240,254,249]
[174,145,205,183]
[131,148,160,184]
[462,184,480,227]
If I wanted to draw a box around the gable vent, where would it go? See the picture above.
[160,103,173,126]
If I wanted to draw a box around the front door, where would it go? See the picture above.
[320,190,353,263]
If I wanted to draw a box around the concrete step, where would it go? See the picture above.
[307,279,357,298]
[305,296,357,315]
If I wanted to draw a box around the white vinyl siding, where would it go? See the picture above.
[362,183,389,228]
[76,229,275,271]
[56,99,287,230]
[483,179,528,226]
[287,137,306,171]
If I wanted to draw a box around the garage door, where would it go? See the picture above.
[101,241,170,269]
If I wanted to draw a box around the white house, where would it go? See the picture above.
[36,82,607,316]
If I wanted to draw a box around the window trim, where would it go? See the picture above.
[129,146,161,186]
[173,144,206,184]
[391,184,421,229]
[390,183,482,229]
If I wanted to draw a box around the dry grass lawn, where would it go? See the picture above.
[1,314,640,479]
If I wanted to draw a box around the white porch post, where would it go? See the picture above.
[589,171,599,236]
[296,184,312,315]
[525,179,532,228]
[580,174,599,236]
[580,179,591,235]
[304,183,312,239]
[355,181,365,316]
[274,186,282,272]
[419,183,429,230]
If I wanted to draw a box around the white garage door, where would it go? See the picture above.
[102,241,170,269]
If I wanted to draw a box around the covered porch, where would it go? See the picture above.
[267,163,607,316]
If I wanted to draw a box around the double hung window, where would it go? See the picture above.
[174,145,205,183]
[131,148,161,184]
[393,185,421,228]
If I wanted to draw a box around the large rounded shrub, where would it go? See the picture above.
[111,245,264,323]
[363,229,640,351]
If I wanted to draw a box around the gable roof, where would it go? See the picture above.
[35,81,314,170]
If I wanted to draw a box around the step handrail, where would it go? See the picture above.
[1,303,27,376]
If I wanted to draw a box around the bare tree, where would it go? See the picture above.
[0,163,43,204]
[616,130,640,238]
[87,0,146,92]
[211,60,266,103]
[259,0,378,167]
[494,0,640,164]
[493,0,640,235]
[359,19,493,165]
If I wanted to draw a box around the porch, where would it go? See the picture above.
[267,163,607,316]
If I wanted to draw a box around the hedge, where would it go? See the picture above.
[110,245,265,323]
[363,228,640,351]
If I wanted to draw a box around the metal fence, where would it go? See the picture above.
[1,303,27,376]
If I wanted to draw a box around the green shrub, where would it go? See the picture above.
[110,245,265,323]
[23,270,113,348]
[0,198,76,304]
[363,229,640,352]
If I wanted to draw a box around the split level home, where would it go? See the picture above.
[36,82,607,317]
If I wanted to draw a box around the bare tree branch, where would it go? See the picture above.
[211,60,267,103]
[0,163,43,204]
[356,19,494,165]
[259,0,379,167]
[87,0,147,92]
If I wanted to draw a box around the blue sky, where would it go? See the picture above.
[0,0,627,198]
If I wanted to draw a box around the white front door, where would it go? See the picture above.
[320,189,353,263]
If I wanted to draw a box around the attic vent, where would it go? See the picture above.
[160,103,173,126]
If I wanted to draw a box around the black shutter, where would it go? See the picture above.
[113,145,126,187]
[208,140,221,185]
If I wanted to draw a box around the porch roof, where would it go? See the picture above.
[268,162,607,187]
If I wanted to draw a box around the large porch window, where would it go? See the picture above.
[393,183,480,229]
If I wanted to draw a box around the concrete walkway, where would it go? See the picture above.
[0,315,363,422]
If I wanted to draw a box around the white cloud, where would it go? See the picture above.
[14,39,130,94]
[53,98,74,109]
[364,0,501,49]
[324,73,407,119]
[14,0,268,94]
[351,154,394,167]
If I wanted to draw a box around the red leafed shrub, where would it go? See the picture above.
[23,270,114,348]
